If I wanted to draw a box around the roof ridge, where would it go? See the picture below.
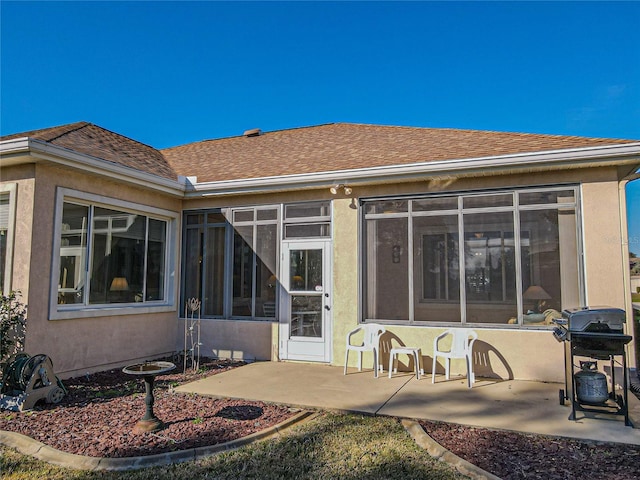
[43,121,92,142]
[160,122,638,152]
[5,121,163,153]
[328,122,639,141]
[0,121,90,142]
[161,123,339,151]
[80,123,163,153]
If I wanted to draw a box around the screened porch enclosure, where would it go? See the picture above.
[180,202,331,321]
[182,208,279,319]
[363,187,582,326]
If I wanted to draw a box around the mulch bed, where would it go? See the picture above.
[420,419,640,480]
[0,358,298,458]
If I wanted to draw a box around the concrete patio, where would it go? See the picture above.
[176,361,640,445]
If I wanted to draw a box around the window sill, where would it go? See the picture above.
[49,303,176,321]
[178,317,278,323]
[363,319,555,331]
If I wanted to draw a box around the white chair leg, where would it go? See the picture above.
[373,349,378,378]
[412,351,420,379]
[388,353,394,378]
[466,355,474,388]
[357,352,362,371]
[432,355,437,383]
[445,358,450,380]
[344,349,349,375]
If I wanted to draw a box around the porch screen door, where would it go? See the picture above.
[279,241,331,362]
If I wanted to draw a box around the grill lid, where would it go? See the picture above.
[561,306,626,332]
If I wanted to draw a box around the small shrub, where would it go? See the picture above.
[0,291,27,374]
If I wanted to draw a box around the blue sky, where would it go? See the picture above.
[1,1,639,250]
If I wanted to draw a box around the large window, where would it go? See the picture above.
[363,187,582,326]
[52,189,176,316]
[181,201,331,319]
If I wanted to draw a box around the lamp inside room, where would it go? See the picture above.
[523,285,551,313]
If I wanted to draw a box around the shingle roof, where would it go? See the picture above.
[1,122,178,180]
[3,122,637,185]
[161,123,638,183]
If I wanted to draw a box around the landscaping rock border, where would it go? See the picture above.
[0,410,317,471]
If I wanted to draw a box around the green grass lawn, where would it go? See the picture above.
[0,413,466,480]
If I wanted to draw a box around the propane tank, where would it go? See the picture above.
[575,361,608,405]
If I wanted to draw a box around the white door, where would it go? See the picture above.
[279,240,332,362]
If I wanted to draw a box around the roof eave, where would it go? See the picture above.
[0,137,187,197]
[187,143,640,197]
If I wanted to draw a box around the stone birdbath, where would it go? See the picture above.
[122,360,176,433]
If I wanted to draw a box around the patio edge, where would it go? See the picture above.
[402,419,502,480]
[0,410,316,471]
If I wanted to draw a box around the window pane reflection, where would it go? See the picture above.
[414,215,460,322]
[256,224,277,317]
[365,217,409,321]
[90,208,146,304]
[58,203,89,304]
[233,226,254,316]
[204,226,225,316]
[291,295,322,337]
[289,249,322,292]
[463,211,517,324]
[520,209,579,322]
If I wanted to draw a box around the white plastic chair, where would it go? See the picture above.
[344,323,386,378]
[432,328,478,388]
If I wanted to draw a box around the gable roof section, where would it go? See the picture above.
[161,123,638,184]
[1,122,178,181]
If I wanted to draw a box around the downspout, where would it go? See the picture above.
[619,179,636,371]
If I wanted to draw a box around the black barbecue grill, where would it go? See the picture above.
[553,306,633,426]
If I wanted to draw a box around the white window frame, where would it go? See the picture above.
[0,183,17,294]
[49,188,179,320]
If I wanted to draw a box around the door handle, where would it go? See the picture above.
[324,305,331,311]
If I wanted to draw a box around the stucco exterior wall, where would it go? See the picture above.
[581,179,627,307]
[188,319,277,362]
[1,165,35,302]
[332,197,361,366]
[22,162,183,378]
[375,326,562,382]
[581,176,636,369]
